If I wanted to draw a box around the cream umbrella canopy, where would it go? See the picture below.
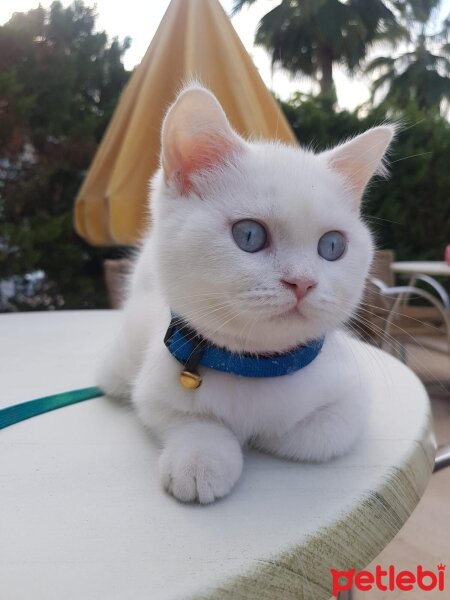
[74,0,296,246]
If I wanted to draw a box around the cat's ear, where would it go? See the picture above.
[321,125,396,206]
[161,86,244,195]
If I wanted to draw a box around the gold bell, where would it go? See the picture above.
[179,370,202,390]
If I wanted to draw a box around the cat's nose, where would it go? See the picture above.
[281,278,317,301]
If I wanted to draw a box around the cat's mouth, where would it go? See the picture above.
[269,304,306,320]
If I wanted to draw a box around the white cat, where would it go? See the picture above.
[98,85,395,504]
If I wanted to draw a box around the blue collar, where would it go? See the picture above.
[164,314,324,381]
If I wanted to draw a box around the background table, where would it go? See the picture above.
[0,311,435,600]
[391,260,450,277]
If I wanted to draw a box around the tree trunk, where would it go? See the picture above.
[318,47,333,96]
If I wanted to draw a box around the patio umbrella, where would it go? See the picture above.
[74,0,296,246]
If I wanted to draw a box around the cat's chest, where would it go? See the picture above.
[190,332,356,440]
[193,373,317,440]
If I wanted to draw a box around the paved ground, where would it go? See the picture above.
[354,342,450,600]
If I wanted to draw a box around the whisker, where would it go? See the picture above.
[344,309,450,394]
[390,151,432,164]
[323,293,449,394]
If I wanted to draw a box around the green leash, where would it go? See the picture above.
[0,387,103,430]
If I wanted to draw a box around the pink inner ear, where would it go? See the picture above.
[330,157,372,197]
[171,133,237,195]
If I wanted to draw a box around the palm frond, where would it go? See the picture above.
[371,69,396,95]
[365,56,396,73]
[231,0,259,16]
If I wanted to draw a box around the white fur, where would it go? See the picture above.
[98,86,394,504]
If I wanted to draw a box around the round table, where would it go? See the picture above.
[391,261,450,277]
[0,311,435,600]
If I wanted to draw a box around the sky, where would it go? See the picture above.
[0,0,430,110]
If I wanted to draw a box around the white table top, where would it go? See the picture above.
[391,260,450,276]
[0,311,435,600]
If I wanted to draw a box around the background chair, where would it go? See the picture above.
[354,250,450,376]
[353,250,395,344]
[103,258,131,309]
[366,276,450,385]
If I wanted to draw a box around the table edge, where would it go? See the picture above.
[391,261,450,275]
[194,413,435,600]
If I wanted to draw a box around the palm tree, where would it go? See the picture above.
[365,5,450,112]
[232,0,406,96]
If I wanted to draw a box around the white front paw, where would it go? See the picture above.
[159,425,243,504]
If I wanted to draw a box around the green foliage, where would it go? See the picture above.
[366,0,450,114]
[1,1,449,312]
[234,0,406,95]
[0,1,130,311]
[281,95,450,261]
[235,0,450,115]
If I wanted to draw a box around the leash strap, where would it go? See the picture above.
[0,386,103,430]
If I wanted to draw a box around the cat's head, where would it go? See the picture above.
[151,85,394,353]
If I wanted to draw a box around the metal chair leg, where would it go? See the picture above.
[434,444,450,472]
[337,588,353,600]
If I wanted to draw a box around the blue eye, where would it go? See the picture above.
[318,231,346,261]
[232,219,267,253]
